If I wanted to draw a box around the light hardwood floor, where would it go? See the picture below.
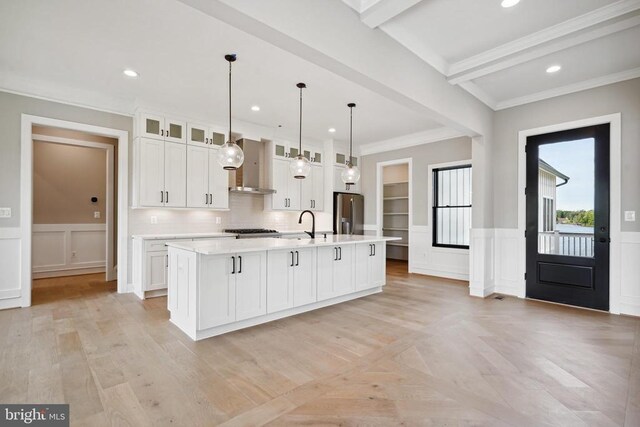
[1,261,638,426]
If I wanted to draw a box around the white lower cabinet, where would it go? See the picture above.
[355,242,386,290]
[267,247,317,313]
[198,251,267,330]
[317,245,355,301]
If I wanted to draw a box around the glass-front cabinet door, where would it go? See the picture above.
[165,118,186,144]
[139,113,164,140]
[274,142,289,158]
[210,130,225,147]
[188,123,209,147]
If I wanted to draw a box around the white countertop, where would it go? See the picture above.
[166,235,401,255]
[132,232,237,240]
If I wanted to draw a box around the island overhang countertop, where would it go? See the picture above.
[166,235,401,255]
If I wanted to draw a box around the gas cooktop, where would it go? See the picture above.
[224,228,282,238]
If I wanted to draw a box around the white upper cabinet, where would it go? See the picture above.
[188,123,227,148]
[137,112,186,144]
[186,146,229,210]
[270,159,301,211]
[208,149,229,209]
[333,165,361,194]
[301,165,324,211]
[135,138,187,208]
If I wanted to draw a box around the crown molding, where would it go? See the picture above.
[448,13,640,85]
[495,67,640,110]
[448,0,640,77]
[359,127,464,156]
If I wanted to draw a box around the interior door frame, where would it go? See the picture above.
[517,113,621,313]
[21,115,129,306]
[31,133,115,281]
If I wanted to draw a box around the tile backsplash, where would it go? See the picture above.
[130,193,333,235]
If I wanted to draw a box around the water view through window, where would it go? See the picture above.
[538,138,595,257]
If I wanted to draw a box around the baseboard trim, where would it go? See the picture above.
[33,267,105,279]
[409,266,469,281]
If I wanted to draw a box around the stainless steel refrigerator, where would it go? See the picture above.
[333,192,364,235]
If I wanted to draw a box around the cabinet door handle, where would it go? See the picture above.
[372,244,376,256]
[210,194,213,205]
[238,256,242,274]
[205,193,209,205]
[290,251,294,267]
[205,137,209,144]
[166,191,169,203]
[295,251,299,266]
[166,254,169,267]
[334,247,338,261]
[369,244,372,256]
[231,256,236,274]
[161,129,164,137]
[161,191,164,203]
[338,247,342,260]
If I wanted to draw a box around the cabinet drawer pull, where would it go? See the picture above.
[238,256,242,274]
[231,256,236,274]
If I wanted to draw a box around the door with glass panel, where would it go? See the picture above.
[526,124,610,311]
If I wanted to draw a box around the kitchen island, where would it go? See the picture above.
[166,235,400,340]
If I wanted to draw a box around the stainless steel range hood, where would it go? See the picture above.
[229,138,276,195]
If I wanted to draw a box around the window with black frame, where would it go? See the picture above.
[432,165,472,249]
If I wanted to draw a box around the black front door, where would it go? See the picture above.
[526,124,610,311]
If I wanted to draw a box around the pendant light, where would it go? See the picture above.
[217,54,244,170]
[341,103,361,185]
[289,82,311,179]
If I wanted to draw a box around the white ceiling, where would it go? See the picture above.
[0,0,442,145]
[344,0,640,110]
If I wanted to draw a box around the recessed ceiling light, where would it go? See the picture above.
[251,105,260,111]
[546,65,562,74]
[123,69,139,78]
[328,128,336,133]
[501,0,520,8]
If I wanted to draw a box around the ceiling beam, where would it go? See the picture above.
[177,0,493,137]
[448,12,640,85]
[359,127,463,156]
[447,0,640,83]
[360,0,424,28]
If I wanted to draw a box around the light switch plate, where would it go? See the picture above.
[0,208,11,218]
[94,211,101,219]
[215,217,221,224]
[625,211,636,222]
[150,215,158,224]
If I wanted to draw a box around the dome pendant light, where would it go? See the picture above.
[341,103,360,185]
[217,54,244,170]
[290,83,311,179]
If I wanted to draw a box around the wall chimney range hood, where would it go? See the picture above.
[229,138,276,195]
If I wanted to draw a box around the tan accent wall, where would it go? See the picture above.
[33,141,107,224]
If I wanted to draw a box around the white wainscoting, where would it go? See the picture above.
[0,228,22,309]
[32,224,106,278]
[494,228,525,298]
[409,226,469,280]
[469,228,495,297]
[619,232,640,316]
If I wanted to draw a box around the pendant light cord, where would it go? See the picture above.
[228,60,232,143]
[348,104,354,167]
[299,86,303,153]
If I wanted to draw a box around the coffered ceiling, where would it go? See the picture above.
[343,0,640,110]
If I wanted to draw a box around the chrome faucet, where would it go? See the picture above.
[298,210,315,239]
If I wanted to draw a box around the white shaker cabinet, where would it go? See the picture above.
[355,242,386,291]
[271,159,301,211]
[135,138,186,207]
[208,149,229,209]
[187,123,226,148]
[317,244,354,301]
[138,112,186,144]
[235,251,268,321]
[267,247,317,313]
[186,146,229,209]
[301,165,324,211]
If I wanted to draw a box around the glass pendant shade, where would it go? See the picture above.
[217,53,244,170]
[290,154,311,179]
[290,82,310,179]
[217,140,244,170]
[341,163,360,185]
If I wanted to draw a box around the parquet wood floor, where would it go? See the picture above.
[1,261,638,426]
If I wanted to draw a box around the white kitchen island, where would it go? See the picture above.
[166,235,400,340]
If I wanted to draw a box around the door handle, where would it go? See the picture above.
[231,256,235,274]
[599,237,610,243]
[238,256,242,274]
[290,251,294,267]
[295,251,299,266]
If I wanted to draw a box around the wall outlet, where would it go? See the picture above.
[0,208,11,218]
[215,217,221,224]
[625,211,636,222]
[150,215,158,224]
[94,211,101,219]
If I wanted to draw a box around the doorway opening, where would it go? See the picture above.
[380,162,410,273]
[31,126,117,304]
[526,124,610,311]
